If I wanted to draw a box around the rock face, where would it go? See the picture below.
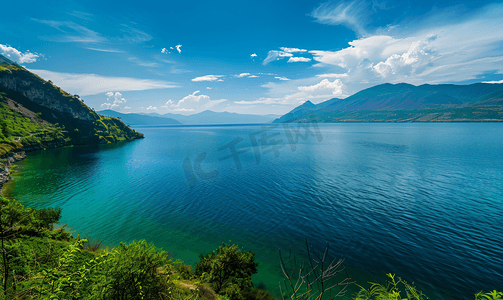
[0,71,96,121]
[0,60,145,191]
[0,151,26,194]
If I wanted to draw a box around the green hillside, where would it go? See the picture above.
[274,82,503,123]
[0,62,143,182]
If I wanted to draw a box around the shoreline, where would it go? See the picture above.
[0,150,26,195]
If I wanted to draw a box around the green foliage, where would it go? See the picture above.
[242,288,277,300]
[198,284,218,300]
[176,262,196,280]
[96,240,173,300]
[475,290,503,300]
[0,65,143,158]
[353,274,428,300]
[30,207,62,231]
[196,243,258,299]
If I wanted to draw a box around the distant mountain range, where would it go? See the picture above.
[98,110,281,125]
[274,82,503,123]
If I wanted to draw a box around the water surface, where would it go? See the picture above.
[5,123,503,299]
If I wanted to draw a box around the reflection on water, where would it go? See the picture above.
[5,123,503,300]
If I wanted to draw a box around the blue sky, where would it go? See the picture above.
[1,0,503,115]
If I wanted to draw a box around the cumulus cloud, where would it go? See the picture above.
[263,47,314,65]
[147,106,158,111]
[236,78,347,106]
[235,73,258,78]
[298,79,345,96]
[161,48,168,54]
[164,91,227,114]
[275,76,290,81]
[0,44,40,63]
[191,75,225,82]
[251,53,257,58]
[29,69,178,96]
[280,47,307,53]
[101,91,127,110]
[176,44,182,53]
[288,57,312,63]
[372,40,433,78]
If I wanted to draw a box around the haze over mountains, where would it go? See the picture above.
[274,82,503,123]
[100,82,503,125]
[98,110,281,125]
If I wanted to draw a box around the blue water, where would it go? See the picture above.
[5,123,503,299]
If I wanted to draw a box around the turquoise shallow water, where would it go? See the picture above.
[5,123,503,299]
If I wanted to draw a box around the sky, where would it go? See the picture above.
[1,0,503,115]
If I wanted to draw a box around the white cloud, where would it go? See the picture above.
[287,57,312,63]
[236,78,347,107]
[147,106,158,111]
[128,57,160,68]
[263,50,294,65]
[280,47,307,53]
[236,73,251,78]
[263,47,314,65]
[206,87,212,89]
[248,75,259,78]
[372,40,433,78]
[176,44,182,53]
[309,0,372,36]
[29,69,178,96]
[161,48,168,54]
[275,76,290,81]
[165,91,227,114]
[85,47,123,53]
[483,80,503,84]
[250,53,257,58]
[33,19,107,44]
[101,91,128,110]
[171,108,195,112]
[161,100,174,108]
[316,73,349,78]
[118,24,152,43]
[308,2,503,85]
[191,75,225,82]
[0,44,40,63]
[298,79,345,96]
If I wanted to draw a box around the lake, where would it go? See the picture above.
[5,123,503,299]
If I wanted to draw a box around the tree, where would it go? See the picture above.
[0,197,32,296]
[195,243,258,299]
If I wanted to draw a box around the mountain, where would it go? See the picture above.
[99,110,181,125]
[0,56,144,186]
[139,110,281,124]
[273,82,503,123]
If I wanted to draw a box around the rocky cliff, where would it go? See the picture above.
[0,60,144,190]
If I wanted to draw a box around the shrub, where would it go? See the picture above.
[196,243,258,299]
[97,240,172,300]
[198,284,218,300]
